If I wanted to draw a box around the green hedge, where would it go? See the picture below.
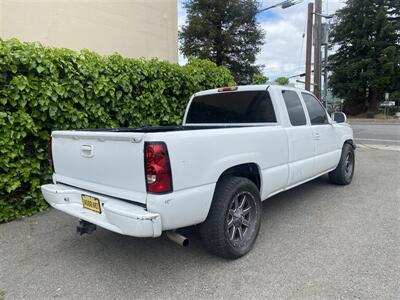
[0,38,235,222]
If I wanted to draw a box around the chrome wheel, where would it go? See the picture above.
[225,191,256,247]
[344,151,354,178]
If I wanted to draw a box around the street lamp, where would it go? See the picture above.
[313,12,334,19]
[257,0,303,14]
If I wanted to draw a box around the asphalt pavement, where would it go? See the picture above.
[1,147,399,299]
[351,121,400,146]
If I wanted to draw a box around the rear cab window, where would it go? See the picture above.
[185,91,277,124]
[281,90,307,126]
[301,93,329,125]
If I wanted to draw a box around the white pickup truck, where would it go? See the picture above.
[41,85,355,259]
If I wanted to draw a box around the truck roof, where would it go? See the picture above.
[194,85,313,98]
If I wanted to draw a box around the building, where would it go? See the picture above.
[0,0,178,63]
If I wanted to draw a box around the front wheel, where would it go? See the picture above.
[329,143,355,185]
[200,176,262,259]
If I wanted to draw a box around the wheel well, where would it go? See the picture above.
[217,163,261,191]
[344,139,356,149]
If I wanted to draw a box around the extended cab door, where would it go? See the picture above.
[301,92,342,174]
[281,90,315,186]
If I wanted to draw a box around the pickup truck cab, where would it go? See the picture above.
[41,85,355,259]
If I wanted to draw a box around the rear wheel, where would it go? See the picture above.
[329,143,355,185]
[200,176,261,259]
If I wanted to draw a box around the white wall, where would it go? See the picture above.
[0,0,178,62]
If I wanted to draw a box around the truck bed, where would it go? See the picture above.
[75,125,245,133]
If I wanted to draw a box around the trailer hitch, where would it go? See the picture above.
[76,220,96,235]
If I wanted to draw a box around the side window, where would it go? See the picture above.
[302,93,328,125]
[282,90,307,126]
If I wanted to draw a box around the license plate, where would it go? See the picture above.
[81,194,101,214]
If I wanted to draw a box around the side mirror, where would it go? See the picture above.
[331,112,347,123]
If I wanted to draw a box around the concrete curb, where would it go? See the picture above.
[357,143,400,152]
[348,118,400,125]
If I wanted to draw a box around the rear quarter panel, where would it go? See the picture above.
[145,126,289,229]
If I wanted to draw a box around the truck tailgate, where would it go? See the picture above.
[51,130,147,204]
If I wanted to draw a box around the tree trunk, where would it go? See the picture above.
[214,19,224,66]
[368,90,380,113]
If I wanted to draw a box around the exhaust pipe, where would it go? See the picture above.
[166,231,189,247]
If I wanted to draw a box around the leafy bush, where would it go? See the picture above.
[274,77,289,86]
[0,38,235,222]
[251,74,268,85]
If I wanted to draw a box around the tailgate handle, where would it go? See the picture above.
[80,145,94,158]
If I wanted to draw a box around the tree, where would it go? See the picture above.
[179,0,265,85]
[252,74,269,85]
[274,77,289,85]
[329,0,400,114]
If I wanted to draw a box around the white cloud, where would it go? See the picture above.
[178,1,187,65]
[257,14,306,79]
[177,0,187,28]
[178,0,346,79]
[257,0,346,80]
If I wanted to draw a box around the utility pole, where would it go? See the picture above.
[318,15,334,108]
[313,0,322,99]
[305,2,314,91]
[322,22,329,109]
[323,41,328,107]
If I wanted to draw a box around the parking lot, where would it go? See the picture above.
[1,147,399,299]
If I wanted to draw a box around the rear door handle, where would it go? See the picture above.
[313,132,320,140]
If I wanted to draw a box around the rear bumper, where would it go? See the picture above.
[41,184,162,238]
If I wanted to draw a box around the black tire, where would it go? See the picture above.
[200,176,262,259]
[329,143,355,185]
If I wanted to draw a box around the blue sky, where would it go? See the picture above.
[178,0,345,82]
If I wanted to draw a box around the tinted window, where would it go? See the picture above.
[282,90,307,126]
[302,93,328,125]
[186,91,276,124]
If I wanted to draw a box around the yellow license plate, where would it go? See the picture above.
[81,194,101,214]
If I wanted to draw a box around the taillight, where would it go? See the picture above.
[218,86,238,92]
[144,142,172,193]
